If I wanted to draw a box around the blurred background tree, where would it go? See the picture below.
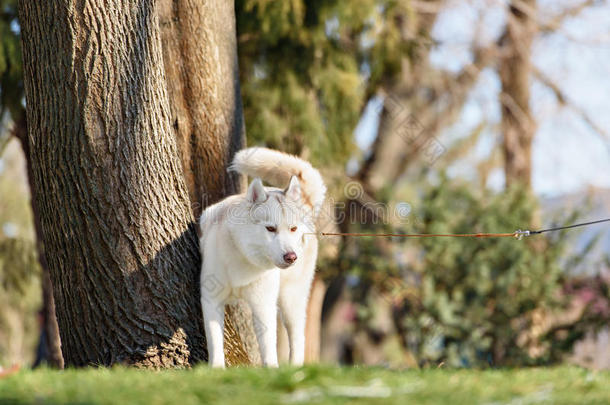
[0,0,22,132]
[0,0,41,367]
[1,0,63,368]
[0,140,40,366]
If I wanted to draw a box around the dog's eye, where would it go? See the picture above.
[266,226,277,233]
[290,226,297,232]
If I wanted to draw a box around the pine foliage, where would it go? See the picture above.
[236,0,420,166]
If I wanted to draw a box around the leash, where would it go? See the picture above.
[308,218,610,240]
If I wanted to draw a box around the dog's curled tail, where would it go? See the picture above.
[230,147,327,214]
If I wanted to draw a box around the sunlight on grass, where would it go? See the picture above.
[0,366,608,404]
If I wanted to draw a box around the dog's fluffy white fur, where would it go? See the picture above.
[199,147,326,367]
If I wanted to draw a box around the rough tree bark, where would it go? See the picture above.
[18,0,247,367]
[499,0,537,189]
[157,0,258,364]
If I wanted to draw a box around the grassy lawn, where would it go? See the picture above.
[0,365,608,404]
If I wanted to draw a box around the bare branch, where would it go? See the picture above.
[386,42,497,185]
[503,0,598,34]
[539,0,597,33]
[0,134,10,156]
[409,0,448,15]
[532,67,567,105]
[498,91,536,134]
[533,66,610,145]
[441,121,486,167]
[0,110,12,156]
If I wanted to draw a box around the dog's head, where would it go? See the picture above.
[230,176,313,269]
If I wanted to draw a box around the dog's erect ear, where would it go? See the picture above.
[247,178,267,203]
[284,175,301,201]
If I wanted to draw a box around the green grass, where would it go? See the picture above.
[0,365,608,404]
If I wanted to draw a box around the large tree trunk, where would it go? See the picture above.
[499,0,537,189]
[157,0,257,364]
[158,0,245,218]
[13,113,64,369]
[18,0,247,367]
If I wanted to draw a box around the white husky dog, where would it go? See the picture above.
[199,147,326,367]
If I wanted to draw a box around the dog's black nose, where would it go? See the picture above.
[283,252,297,264]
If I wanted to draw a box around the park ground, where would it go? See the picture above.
[0,365,609,404]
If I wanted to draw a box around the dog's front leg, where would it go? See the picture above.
[202,293,226,368]
[243,271,280,367]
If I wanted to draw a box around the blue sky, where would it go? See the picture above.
[355,0,610,197]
